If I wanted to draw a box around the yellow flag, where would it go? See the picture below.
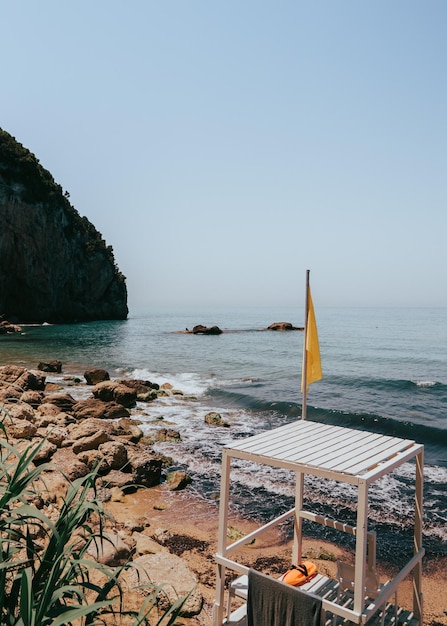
[301,285,322,393]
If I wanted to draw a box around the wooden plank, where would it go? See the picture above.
[228,421,348,455]
[272,429,374,460]
[230,421,331,457]
[273,431,384,466]
[228,421,310,449]
[225,509,294,557]
[361,442,423,481]
[274,427,345,460]
[322,438,402,471]
[228,574,248,604]
[331,439,415,474]
[224,603,247,625]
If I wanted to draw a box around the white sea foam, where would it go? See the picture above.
[413,379,437,387]
[129,368,212,396]
[424,464,447,484]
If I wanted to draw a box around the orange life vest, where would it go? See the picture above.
[282,561,318,586]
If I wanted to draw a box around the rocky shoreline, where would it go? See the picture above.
[1,364,446,625]
[0,363,210,620]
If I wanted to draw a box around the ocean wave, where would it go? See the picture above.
[205,386,447,450]
[129,368,214,396]
[328,374,445,392]
[412,379,437,388]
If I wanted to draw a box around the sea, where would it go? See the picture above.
[1,306,446,566]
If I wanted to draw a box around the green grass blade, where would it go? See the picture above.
[19,567,35,626]
[49,600,115,626]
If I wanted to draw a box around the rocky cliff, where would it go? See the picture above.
[0,129,128,323]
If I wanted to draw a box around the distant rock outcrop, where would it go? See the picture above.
[188,324,223,335]
[267,322,303,331]
[0,128,128,323]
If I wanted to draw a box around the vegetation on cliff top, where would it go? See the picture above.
[0,128,127,322]
[0,128,124,280]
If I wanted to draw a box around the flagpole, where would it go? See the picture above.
[302,269,310,420]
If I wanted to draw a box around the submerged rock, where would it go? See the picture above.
[190,324,223,335]
[166,470,192,491]
[0,320,22,334]
[204,411,229,427]
[84,368,110,385]
[38,360,62,373]
[267,322,303,331]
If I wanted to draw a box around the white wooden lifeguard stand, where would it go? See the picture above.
[213,420,424,625]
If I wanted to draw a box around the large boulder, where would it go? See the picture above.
[67,416,142,444]
[71,430,111,454]
[118,378,160,393]
[127,449,162,488]
[44,393,77,412]
[3,418,37,439]
[20,390,44,408]
[100,470,135,490]
[84,368,110,385]
[44,447,91,482]
[0,365,46,391]
[68,418,116,441]
[31,439,58,463]
[72,399,130,421]
[87,531,134,566]
[98,440,128,470]
[124,553,203,617]
[112,418,144,443]
[0,386,21,403]
[45,426,69,448]
[3,401,36,422]
[133,533,166,556]
[92,381,137,408]
[37,360,62,373]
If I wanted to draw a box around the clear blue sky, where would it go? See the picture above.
[2,1,446,311]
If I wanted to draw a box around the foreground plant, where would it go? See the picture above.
[0,431,188,625]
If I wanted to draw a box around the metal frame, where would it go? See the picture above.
[213,420,424,625]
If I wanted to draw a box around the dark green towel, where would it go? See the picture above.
[247,568,322,626]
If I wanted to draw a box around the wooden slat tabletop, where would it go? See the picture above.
[225,420,420,481]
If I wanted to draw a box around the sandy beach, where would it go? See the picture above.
[105,483,447,626]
